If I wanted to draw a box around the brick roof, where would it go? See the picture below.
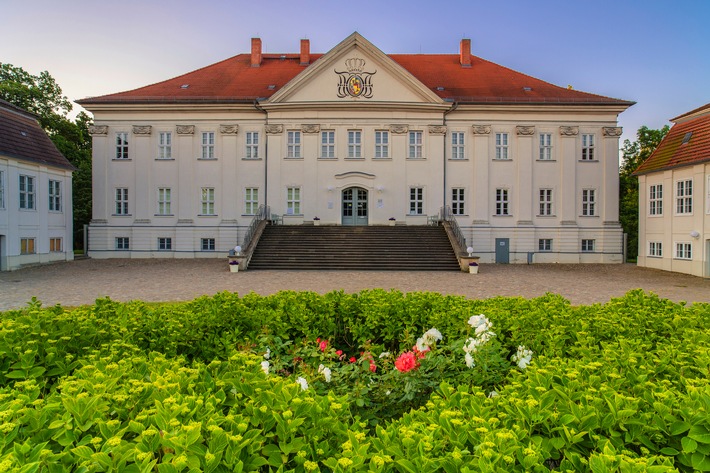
[0,99,74,171]
[633,103,710,175]
[77,52,632,107]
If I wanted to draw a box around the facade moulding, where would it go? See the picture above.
[516,126,535,136]
[471,125,491,135]
[176,125,195,135]
[219,125,239,135]
[132,125,152,135]
[559,126,579,136]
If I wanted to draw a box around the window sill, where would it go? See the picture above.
[536,159,557,162]
[242,158,262,161]
[155,158,175,161]
[112,159,132,162]
[373,157,392,161]
[492,158,512,162]
[197,158,218,161]
[284,157,304,160]
[448,158,469,162]
[406,158,427,160]
[111,214,132,217]
[197,214,218,217]
[579,215,600,218]
[536,215,557,218]
[578,160,599,163]
[647,255,663,258]
[154,214,174,217]
[493,214,513,217]
[319,157,338,160]
[673,258,692,261]
[19,208,37,212]
[648,214,664,217]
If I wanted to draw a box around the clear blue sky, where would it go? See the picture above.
[2,0,709,149]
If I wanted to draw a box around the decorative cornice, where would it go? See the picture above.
[265,124,283,134]
[559,126,579,136]
[301,124,321,134]
[603,127,623,137]
[471,125,491,135]
[219,124,239,135]
[428,125,447,135]
[176,125,195,135]
[516,126,535,136]
[88,125,108,136]
[132,125,152,135]
[335,171,376,180]
[389,124,409,134]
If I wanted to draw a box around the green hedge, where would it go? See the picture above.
[1,289,709,472]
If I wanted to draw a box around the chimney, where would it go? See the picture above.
[460,38,471,68]
[300,39,310,66]
[251,37,262,67]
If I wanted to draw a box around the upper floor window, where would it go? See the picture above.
[582,189,596,216]
[539,133,552,160]
[115,188,129,215]
[348,130,362,158]
[321,131,335,158]
[676,179,693,214]
[201,187,215,215]
[157,188,171,215]
[201,132,215,159]
[581,134,595,160]
[451,132,465,159]
[246,131,259,159]
[539,188,553,216]
[19,175,35,210]
[649,184,663,216]
[495,133,509,160]
[375,131,389,158]
[409,187,424,215]
[158,132,172,159]
[495,188,509,215]
[451,188,465,215]
[115,132,129,159]
[287,131,301,158]
[409,131,423,159]
[48,180,61,212]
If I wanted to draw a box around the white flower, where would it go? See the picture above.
[417,327,443,351]
[260,360,270,375]
[318,363,325,373]
[488,390,499,398]
[511,345,533,370]
[323,367,332,383]
[378,352,390,359]
[465,353,475,368]
[264,347,270,360]
[296,376,309,391]
[467,314,488,329]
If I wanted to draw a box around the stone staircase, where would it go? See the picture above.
[248,224,460,271]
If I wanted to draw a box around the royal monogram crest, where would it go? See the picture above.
[335,58,376,98]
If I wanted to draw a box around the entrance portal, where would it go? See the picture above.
[342,187,368,225]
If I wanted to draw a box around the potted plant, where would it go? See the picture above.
[469,261,479,274]
[313,216,320,226]
[229,260,239,273]
[389,217,396,226]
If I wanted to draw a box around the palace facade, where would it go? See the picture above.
[79,32,633,263]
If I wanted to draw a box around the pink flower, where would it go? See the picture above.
[319,340,328,352]
[395,351,419,372]
[369,362,377,373]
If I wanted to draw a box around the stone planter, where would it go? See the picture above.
[229,264,239,273]
[469,264,479,274]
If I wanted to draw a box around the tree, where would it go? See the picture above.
[619,125,669,262]
[0,63,92,250]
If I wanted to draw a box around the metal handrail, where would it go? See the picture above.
[439,206,466,251]
[241,205,270,250]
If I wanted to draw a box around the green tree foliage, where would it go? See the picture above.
[0,63,92,250]
[619,125,669,262]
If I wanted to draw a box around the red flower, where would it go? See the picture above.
[395,351,419,372]
[319,340,328,352]
[369,362,377,373]
[349,357,357,363]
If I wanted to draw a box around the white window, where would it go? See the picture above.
[375,131,389,158]
[115,188,129,215]
[245,188,259,215]
[409,187,424,215]
[648,241,663,257]
[201,238,215,251]
[451,132,465,159]
[495,133,509,160]
[676,179,693,214]
[451,188,465,215]
[287,187,301,215]
[158,132,172,159]
[409,131,423,159]
[495,188,509,216]
[157,188,171,215]
[581,134,595,160]
[348,130,362,158]
[321,131,335,158]
[582,189,596,216]
[49,180,61,212]
[675,242,692,260]
[158,237,172,251]
[246,132,259,159]
[649,184,663,216]
[581,239,595,252]
[539,133,552,160]
[20,238,36,254]
[115,237,130,250]
[19,175,35,210]
[287,131,301,158]
[0,170,5,209]
[49,237,62,253]
[201,187,215,215]
[539,239,552,252]
[116,132,129,159]
[201,132,215,159]
[539,189,553,216]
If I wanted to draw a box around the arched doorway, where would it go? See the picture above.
[342,187,368,225]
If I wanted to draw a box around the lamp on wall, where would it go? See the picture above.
[690,230,700,239]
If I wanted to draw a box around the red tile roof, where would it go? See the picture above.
[0,99,74,171]
[77,52,632,106]
[634,104,710,175]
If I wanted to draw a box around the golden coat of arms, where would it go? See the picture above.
[335,58,376,98]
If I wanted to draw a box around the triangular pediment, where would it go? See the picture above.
[266,32,445,106]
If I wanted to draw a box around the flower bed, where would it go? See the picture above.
[0,290,709,471]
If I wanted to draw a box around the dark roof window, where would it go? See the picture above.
[681,132,692,144]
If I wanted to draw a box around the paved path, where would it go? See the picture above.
[1,259,709,311]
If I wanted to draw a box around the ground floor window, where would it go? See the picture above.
[287,187,301,215]
[538,239,552,252]
[49,238,62,252]
[648,241,662,257]
[201,238,216,251]
[451,188,465,215]
[115,237,130,250]
[21,238,36,254]
[675,242,692,260]
[581,239,595,252]
[409,187,424,215]
[158,237,172,250]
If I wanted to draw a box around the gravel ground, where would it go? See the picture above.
[1,259,708,311]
